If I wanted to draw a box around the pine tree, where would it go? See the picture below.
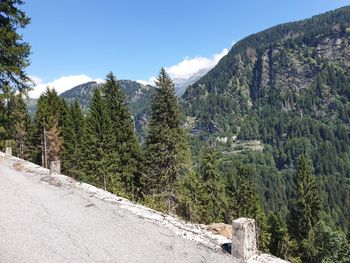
[176,171,207,223]
[227,163,270,252]
[144,68,191,211]
[268,213,292,258]
[200,146,225,223]
[102,72,141,198]
[62,100,85,179]
[10,94,32,159]
[288,154,321,244]
[80,88,118,191]
[0,86,14,141]
[33,88,63,168]
[57,98,71,171]
[0,0,31,92]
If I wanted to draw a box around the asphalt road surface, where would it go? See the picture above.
[0,155,233,263]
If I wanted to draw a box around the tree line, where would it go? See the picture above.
[2,69,349,262]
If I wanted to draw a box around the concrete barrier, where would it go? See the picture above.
[232,217,257,261]
[50,160,61,175]
[5,147,12,156]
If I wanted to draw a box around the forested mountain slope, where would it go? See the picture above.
[183,6,350,231]
[61,80,155,136]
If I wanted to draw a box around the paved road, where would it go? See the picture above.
[0,156,233,263]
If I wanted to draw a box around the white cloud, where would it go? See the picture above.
[28,74,104,99]
[137,76,157,86]
[29,75,44,86]
[166,48,228,80]
[137,47,229,88]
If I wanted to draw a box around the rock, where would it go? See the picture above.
[5,147,12,156]
[207,223,232,239]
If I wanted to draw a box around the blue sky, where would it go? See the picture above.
[22,0,350,97]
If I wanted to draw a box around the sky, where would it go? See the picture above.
[22,0,350,98]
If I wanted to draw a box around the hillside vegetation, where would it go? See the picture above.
[183,6,350,233]
[1,2,350,262]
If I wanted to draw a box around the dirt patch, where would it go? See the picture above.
[206,223,232,239]
[40,176,62,187]
[13,162,35,173]
[14,162,25,171]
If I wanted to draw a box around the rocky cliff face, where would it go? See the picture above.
[183,6,350,130]
[182,7,350,231]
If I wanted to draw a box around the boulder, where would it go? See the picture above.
[207,223,232,239]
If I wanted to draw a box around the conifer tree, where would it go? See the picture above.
[62,100,85,179]
[176,171,206,223]
[144,68,191,211]
[288,154,321,244]
[10,94,33,159]
[268,213,291,258]
[227,164,270,252]
[33,88,63,167]
[57,98,71,171]
[0,0,31,92]
[80,88,118,191]
[102,72,141,198]
[200,147,225,223]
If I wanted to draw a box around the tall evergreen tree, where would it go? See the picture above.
[267,213,296,260]
[102,72,141,198]
[62,100,85,179]
[176,171,207,223]
[227,163,270,252]
[200,146,225,223]
[57,98,71,171]
[288,154,321,244]
[80,88,118,191]
[33,88,63,167]
[10,94,32,159]
[144,68,191,211]
[0,0,31,92]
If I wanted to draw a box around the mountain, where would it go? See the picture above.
[61,80,154,115]
[184,6,350,129]
[174,68,212,95]
[183,7,350,231]
[59,80,155,137]
[24,97,38,116]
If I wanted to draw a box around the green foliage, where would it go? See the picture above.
[267,213,299,261]
[33,89,66,166]
[3,6,350,261]
[288,155,321,244]
[59,80,155,140]
[183,7,350,233]
[0,94,33,158]
[61,100,85,179]
[229,163,270,251]
[302,221,350,263]
[143,68,192,211]
[199,147,225,223]
[0,1,31,148]
[0,0,31,92]
[176,171,207,223]
[102,72,142,199]
[79,88,118,191]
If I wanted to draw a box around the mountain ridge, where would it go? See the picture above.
[182,6,350,231]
